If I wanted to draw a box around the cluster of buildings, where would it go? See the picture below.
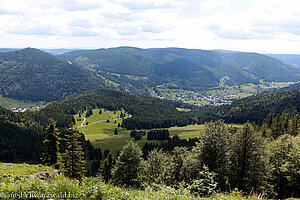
[10,106,45,112]
[151,90,236,106]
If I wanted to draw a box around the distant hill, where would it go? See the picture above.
[209,87,300,124]
[267,54,300,69]
[0,48,79,55]
[0,48,20,53]
[0,48,104,102]
[41,49,80,55]
[60,47,300,91]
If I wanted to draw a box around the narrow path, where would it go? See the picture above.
[77,114,132,128]
[80,116,86,127]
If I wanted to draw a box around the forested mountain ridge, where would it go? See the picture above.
[0,48,104,102]
[31,87,300,130]
[209,87,300,124]
[60,47,300,91]
[267,53,300,69]
[36,88,194,129]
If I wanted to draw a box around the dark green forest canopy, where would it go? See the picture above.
[0,48,104,102]
[60,47,300,91]
[207,88,300,124]
[0,106,44,163]
[36,88,195,129]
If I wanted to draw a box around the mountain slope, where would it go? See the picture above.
[60,47,300,91]
[267,54,300,69]
[0,48,104,102]
[208,87,300,124]
[0,106,44,162]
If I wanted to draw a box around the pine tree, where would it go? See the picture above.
[99,153,114,183]
[41,119,61,169]
[62,129,86,181]
[112,141,144,187]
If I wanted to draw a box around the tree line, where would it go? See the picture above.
[107,119,300,198]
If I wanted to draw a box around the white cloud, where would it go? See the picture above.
[0,0,300,53]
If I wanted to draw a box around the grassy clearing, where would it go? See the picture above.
[0,94,44,109]
[0,163,264,200]
[74,109,244,155]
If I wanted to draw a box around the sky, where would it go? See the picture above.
[0,0,300,53]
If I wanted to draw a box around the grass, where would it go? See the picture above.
[73,109,210,154]
[0,163,55,176]
[0,162,265,200]
[0,94,44,109]
[73,109,244,155]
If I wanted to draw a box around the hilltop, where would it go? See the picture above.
[0,48,104,102]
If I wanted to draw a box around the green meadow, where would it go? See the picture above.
[73,109,243,154]
[0,94,44,109]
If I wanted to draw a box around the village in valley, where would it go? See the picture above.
[10,105,45,112]
[151,90,236,106]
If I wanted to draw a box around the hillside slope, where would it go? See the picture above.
[209,88,300,124]
[0,48,104,102]
[267,54,300,69]
[60,47,300,91]
[0,106,44,162]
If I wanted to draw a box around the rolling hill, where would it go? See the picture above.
[60,47,300,91]
[0,48,104,102]
[267,54,300,69]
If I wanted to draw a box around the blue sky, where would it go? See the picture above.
[0,0,300,53]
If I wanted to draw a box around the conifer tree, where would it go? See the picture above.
[62,129,86,181]
[145,148,172,185]
[198,120,230,190]
[41,119,61,169]
[99,153,114,183]
[112,141,144,187]
[229,122,272,194]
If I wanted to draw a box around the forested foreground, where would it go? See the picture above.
[96,120,300,199]
[0,163,261,200]
[1,113,300,199]
[34,112,300,199]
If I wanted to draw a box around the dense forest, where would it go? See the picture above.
[96,117,300,198]
[208,88,300,124]
[60,47,300,92]
[2,86,300,165]
[0,48,104,102]
[1,85,300,198]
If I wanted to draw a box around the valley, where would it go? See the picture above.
[1,47,300,199]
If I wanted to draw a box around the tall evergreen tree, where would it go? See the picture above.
[41,119,61,169]
[99,153,114,183]
[269,134,300,198]
[62,129,86,181]
[145,148,172,185]
[197,120,230,190]
[229,122,272,194]
[112,141,144,187]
